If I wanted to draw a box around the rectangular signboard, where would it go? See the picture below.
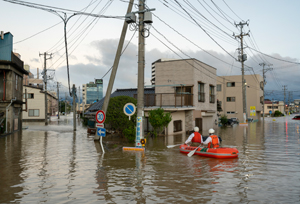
[95,79,103,84]
[96,123,104,128]
[97,127,106,137]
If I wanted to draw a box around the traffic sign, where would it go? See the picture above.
[97,127,106,137]
[96,110,105,124]
[96,123,104,128]
[124,103,136,116]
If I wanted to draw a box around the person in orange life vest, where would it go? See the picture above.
[184,127,203,146]
[202,128,220,148]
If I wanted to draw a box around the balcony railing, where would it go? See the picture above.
[210,94,215,103]
[134,93,193,107]
[11,52,24,70]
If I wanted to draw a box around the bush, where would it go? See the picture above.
[123,126,136,143]
[220,115,228,126]
[274,110,283,117]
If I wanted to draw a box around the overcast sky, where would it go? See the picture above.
[1,0,300,101]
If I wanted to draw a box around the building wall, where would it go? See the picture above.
[216,74,263,122]
[167,111,186,135]
[22,87,45,121]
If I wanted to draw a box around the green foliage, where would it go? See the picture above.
[123,126,136,143]
[274,110,283,117]
[148,108,172,137]
[106,96,137,142]
[220,115,228,126]
[59,101,71,113]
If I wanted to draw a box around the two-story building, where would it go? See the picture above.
[216,74,263,122]
[0,32,28,134]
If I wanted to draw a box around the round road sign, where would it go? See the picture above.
[124,103,136,116]
[96,110,106,123]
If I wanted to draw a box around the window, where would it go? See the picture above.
[227,82,235,87]
[23,93,34,99]
[227,97,235,102]
[174,120,182,132]
[209,85,215,103]
[217,84,222,92]
[198,82,205,102]
[267,106,278,109]
[15,74,18,90]
[29,109,39,117]
[227,111,235,114]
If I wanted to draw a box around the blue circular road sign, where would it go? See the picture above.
[124,103,136,116]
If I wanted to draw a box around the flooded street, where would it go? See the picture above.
[1,115,300,203]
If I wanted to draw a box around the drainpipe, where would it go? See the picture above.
[6,97,17,134]
[3,71,6,100]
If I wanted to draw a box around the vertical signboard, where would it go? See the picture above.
[250,106,256,116]
[136,117,142,148]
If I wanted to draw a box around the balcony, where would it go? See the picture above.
[134,93,193,107]
[11,52,24,70]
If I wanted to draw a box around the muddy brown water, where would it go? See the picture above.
[0,115,299,203]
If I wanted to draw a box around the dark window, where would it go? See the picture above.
[174,120,182,132]
[29,109,39,117]
[209,85,215,103]
[198,82,205,102]
[227,97,235,102]
[227,82,235,87]
[217,84,222,92]
[23,93,34,99]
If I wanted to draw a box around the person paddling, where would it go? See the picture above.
[184,127,203,146]
[202,128,220,148]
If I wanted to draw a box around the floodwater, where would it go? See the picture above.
[0,114,300,204]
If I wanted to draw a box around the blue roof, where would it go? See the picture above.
[86,88,155,113]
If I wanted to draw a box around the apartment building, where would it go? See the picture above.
[263,100,285,116]
[148,58,217,135]
[216,74,263,122]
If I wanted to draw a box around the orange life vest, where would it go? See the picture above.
[207,135,219,148]
[191,132,202,143]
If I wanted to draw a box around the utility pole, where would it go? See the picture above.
[97,0,134,141]
[65,92,67,115]
[73,84,76,131]
[259,62,273,122]
[234,21,249,123]
[57,82,60,119]
[136,0,146,146]
[283,85,287,114]
[40,52,52,125]
[78,86,80,117]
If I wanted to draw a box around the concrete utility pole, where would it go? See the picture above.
[39,52,52,125]
[57,82,60,119]
[283,85,287,114]
[73,84,76,131]
[65,92,67,115]
[136,0,146,145]
[78,86,80,117]
[234,21,249,123]
[260,62,273,122]
[96,0,134,141]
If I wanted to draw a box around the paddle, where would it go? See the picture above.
[187,144,202,157]
[167,144,182,148]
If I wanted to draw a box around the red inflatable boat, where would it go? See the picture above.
[180,144,239,159]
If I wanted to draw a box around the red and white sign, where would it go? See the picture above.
[96,123,104,128]
[95,110,106,124]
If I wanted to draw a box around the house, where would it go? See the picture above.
[22,85,58,121]
[216,74,263,122]
[0,32,28,134]
[263,100,284,116]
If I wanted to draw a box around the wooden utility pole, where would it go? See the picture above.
[283,85,287,114]
[234,22,249,123]
[39,52,52,125]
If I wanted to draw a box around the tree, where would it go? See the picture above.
[59,101,71,113]
[105,96,137,142]
[148,108,172,137]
